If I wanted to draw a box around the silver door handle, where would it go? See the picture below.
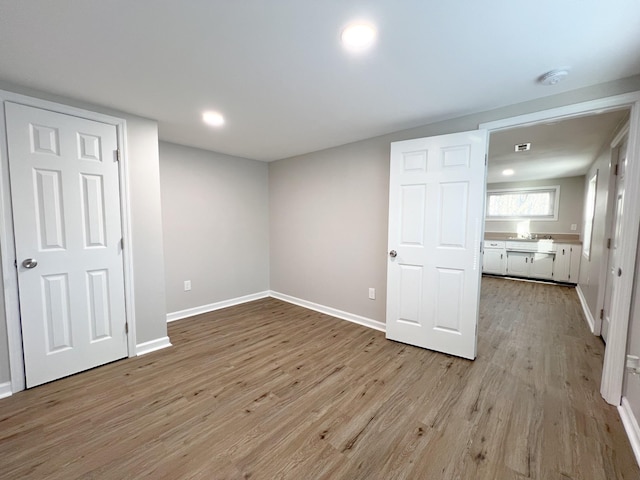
[389,250,397,258]
[22,258,38,269]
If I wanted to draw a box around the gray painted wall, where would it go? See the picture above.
[578,142,617,320]
[0,81,168,386]
[485,176,586,235]
[269,140,390,321]
[269,75,640,324]
[160,142,269,314]
[624,233,640,422]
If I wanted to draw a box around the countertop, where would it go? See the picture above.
[484,233,582,245]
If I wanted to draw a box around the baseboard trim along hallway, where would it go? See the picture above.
[0,381,12,399]
[619,397,640,468]
[575,284,595,333]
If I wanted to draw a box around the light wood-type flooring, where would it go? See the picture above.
[1,277,638,479]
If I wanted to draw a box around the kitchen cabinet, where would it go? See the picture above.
[506,251,530,276]
[505,251,554,279]
[530,252,555,280]
[483,241,506,275]
[554,243,582,283]
[484,238,581,284]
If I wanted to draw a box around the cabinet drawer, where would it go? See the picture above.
[506,240,556,253]
[484,240,505,249]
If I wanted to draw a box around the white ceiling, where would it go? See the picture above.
[487,109,629,183]
[1,1,639,161]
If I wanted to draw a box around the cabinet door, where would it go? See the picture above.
[554,244,570,282]
[483,249,505,274]
[568,245,582,283]
[506,251,530,276]
[530,252,554,279]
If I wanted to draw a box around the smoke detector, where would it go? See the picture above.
[539,69,569,86]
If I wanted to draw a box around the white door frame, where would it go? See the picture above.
[0,91,137,394]
[595,122,631,338]
[480,91,640,406]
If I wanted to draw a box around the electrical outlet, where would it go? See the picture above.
[570,224,577,231]
[184,280,191,291]
[368,287,376,300]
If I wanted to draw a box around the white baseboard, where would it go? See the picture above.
[269,290,386,333]
[576,284,595,333]
[0,381,12,399]
[136,336,172,356]
[166,291,270,323]
[165,289,385,334]
[619,397,640,468]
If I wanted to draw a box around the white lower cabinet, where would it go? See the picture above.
[530,252,555,280]
[505,251,554,279]
[506,251,530,276]
[485,240,581,284]
[483,241,506,274]
[554,244,582,283]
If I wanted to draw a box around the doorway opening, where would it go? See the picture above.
[480,92,640,407]
[483,108,630,332]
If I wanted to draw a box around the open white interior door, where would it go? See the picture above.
[386,130,487,360]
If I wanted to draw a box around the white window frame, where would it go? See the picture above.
[583,171,598,260]
[485,185,560,221]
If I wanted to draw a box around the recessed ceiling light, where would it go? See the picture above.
[202,111,225,127]
[341,23,377,52]
[502,169,515,176]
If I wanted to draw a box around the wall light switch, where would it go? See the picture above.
[570,224,577,231]
[368,288,376,300]
[184,280,191,291]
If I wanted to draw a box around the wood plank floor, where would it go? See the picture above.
[1,277,638,479]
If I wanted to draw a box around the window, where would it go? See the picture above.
[486,186,560,221]
[583,172,598,259]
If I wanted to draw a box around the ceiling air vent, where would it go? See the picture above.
[514,143,531,152]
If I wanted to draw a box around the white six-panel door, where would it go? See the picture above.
[6,102,128,387]
[386,130,487,360]
[602,134,628,343]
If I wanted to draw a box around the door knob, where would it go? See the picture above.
[389,250,397,258]
[22,258,38,269]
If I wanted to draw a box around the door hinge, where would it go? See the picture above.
[607,238,611,249]
[14,259,17,268]
[600,309,604,320]
[120,238,124,249]
[614,163,618,176]
[485,154,488,166]
[115,149,121,162]
[125,322,129,334]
